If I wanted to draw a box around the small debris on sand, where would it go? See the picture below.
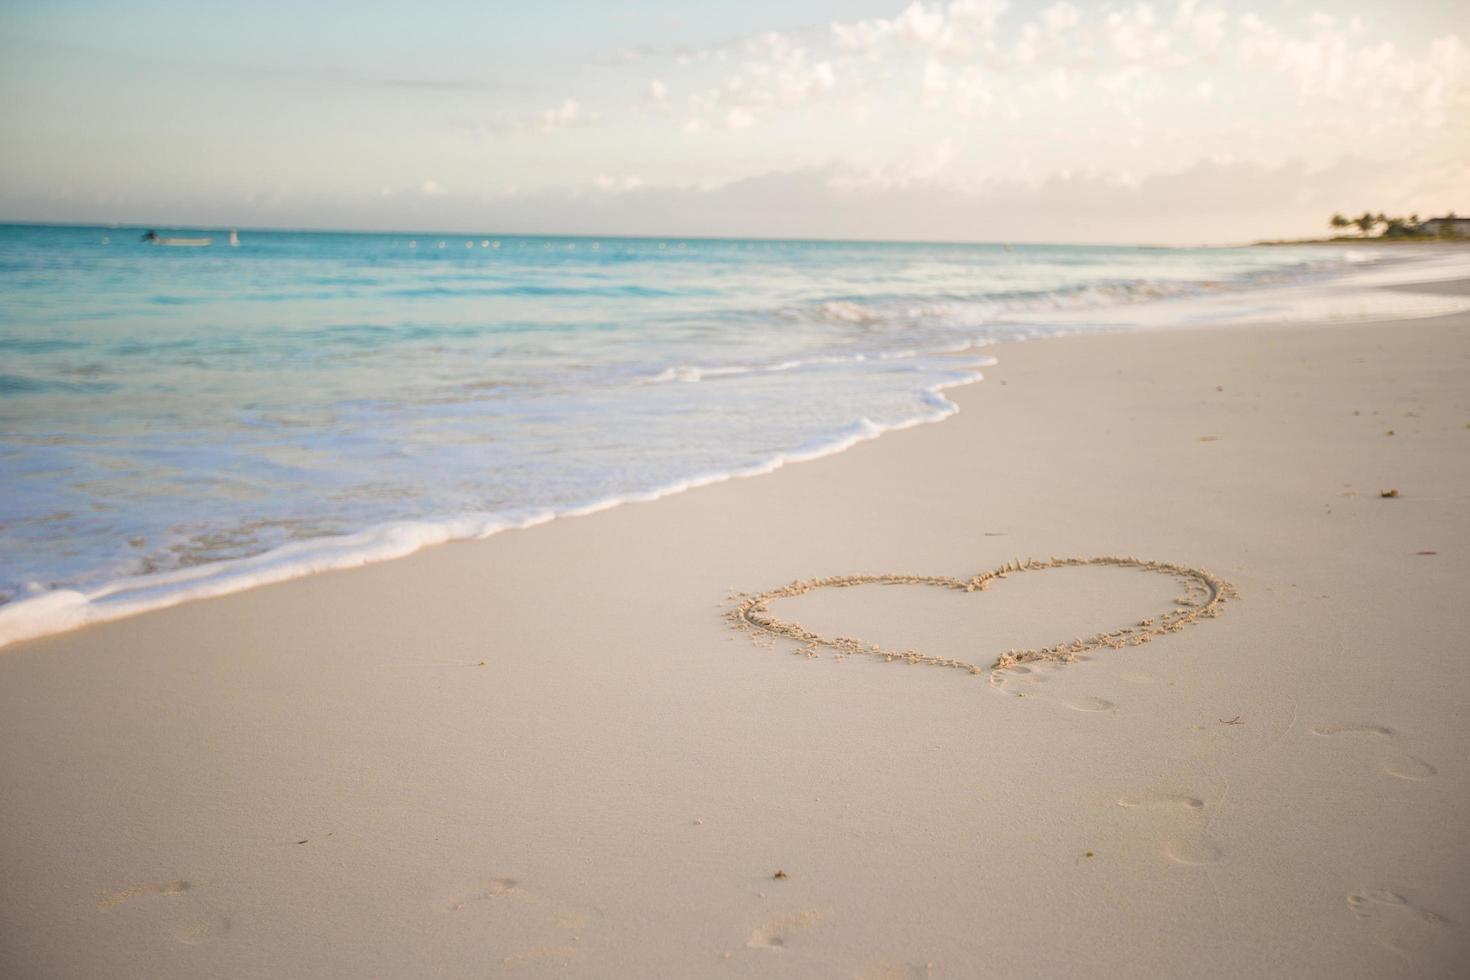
[1380,489,1399,498]
[772,870,788,880]
[1220,716,1243,726]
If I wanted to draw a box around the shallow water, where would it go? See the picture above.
[0,224,1455,643]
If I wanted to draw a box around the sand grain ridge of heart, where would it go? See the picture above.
[726,555,1236,678]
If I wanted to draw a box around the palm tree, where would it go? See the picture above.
[1354,212,1379,236]
[1329,212,1351,234]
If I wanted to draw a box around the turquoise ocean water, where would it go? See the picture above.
[0,224,1396,641]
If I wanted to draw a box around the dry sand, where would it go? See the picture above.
[2,286,1468,978]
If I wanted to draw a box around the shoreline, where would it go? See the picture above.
[0,350,995,651]
[1255,237,1470,246]
[2,283,1467,976]
[5,248,1470,653]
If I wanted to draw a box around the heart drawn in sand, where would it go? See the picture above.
[727,556,1236,677]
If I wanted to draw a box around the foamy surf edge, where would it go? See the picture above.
[641,341,988,386]
[0,354,996,650]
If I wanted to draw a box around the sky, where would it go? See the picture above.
[1,0,1467,243]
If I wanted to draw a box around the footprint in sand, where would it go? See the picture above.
[859,962,932,980]
[747,908,824,950]
[991,667,1116,713]
[1118,792,1222,866]
[1311,724,1438,781]
[444,876,519,911]
[499,945,579,969]
[1064,696,1116,713]
[1118,793,1204,811]
[1383,756,1438,780]
[442,875,603,966]
[992,664,1045,686]
[98,879,232,946]
[1347,890,1451,964]
[97,880,191,910]
[172,913,233,946]
[1312,724,1394,737]
[443,876,601,923]
[988,667,1047,699]
[1162,837,1224,865]
[1004,687,1118,714]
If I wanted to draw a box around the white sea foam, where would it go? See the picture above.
[642,346,995,388]
[1323,248,1470,286]
[0,511,555,648]
[785,269,1341,336]
[0,352,995,649]
[644,360,804,384]
[812,299,885,324]
[1010,274,1470,331]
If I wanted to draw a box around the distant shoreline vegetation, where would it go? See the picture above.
[1257,211,1470,246]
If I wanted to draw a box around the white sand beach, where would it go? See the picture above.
[2,282,1468,978]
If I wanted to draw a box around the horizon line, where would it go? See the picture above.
[0,218,1270,251]
[0,218,1287,251]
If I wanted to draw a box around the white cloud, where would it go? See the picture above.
[1105,4,1171,63]
[592,174,644,192]
[540,98,585,133]
[1235,14,1470,130]
[683,31,839,133]
[832,1,1009,61]
[919,59,949,106]
[1049,66,1074,101]
[453,96,602,138]
[1176,0,1225,50]
[832,18,889,56]
[828,139,956,192]
[1041,2,1080,36]
[950,0,1011,35]
[724,106,755,130]
[891,2,951,48]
